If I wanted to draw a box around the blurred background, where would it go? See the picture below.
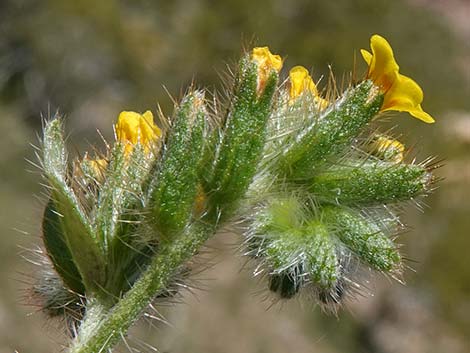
[1,0,469,352]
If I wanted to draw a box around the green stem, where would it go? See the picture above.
[69,223,214,353]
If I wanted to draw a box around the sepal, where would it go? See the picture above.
[149,90,208,237]
[207,56,279,218]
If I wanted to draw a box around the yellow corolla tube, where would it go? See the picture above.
[288,65,328,108]
[361,34,435,123]
[115,110,162,154]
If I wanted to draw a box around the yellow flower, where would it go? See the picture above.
[370,136,405,163]
[361,34,435,123]
[89,158,108,177]
[288,65,328,109]
[73,155,108,183]
[115,110,162,154]
[251,47,283,95]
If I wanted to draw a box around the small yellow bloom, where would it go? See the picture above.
[251,47,283,95]
[115,110,162,154]
[371,136,405,163]
[74,155,108,183]
[288,66,328,109]
[86,157,108,182]
[361,34,435,123]
[89,158,108,177]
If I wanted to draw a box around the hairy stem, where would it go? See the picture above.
[69,223,214,353]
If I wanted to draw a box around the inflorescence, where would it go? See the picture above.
[34,34,437,351]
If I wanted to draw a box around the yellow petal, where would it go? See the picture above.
[252,47,283,73]
[74,155,108,183]
[89,158,108,180]
[289,65,319,99]
[141,110,154,126]
[91,158,108,170]
[360,49,372,66]
[140,110,162,142]
[252,47,283,95]
[384,74,423,106]
[361,34,435,123]
[314,96,329,110]
[382,75,435,123]
[288,66,328,109]
[116,111,142,145]
[408,107,435,124]
[367,34,399,91]
[115,110,161,154]
[372,136,405,163]
[377,136,404,153]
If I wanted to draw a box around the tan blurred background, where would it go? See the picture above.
[1,0,469,352]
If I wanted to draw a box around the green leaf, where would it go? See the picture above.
[42,200,85,294]
[42,119,106,295]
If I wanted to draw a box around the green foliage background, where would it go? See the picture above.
[1,0,469,352]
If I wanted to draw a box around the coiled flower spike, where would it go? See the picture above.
[34,36,437,352]
[244,35,435,306]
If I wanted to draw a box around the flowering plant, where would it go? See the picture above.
[35,35,436,352]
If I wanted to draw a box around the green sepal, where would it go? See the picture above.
[302,221,339,289]
[42,200,85,294]
[255,195,303,233]
[94,142,151,242]
[42,119,106,295]
[310,161,430,205]
[42,118,68,181]
[278,80,383,179]
[149,91,207,237]
[252,196,339,291]
[322,206,401,271]
[198,128,220,194]
[367,134,404,162]
[264,224,339,290]
[93,144,127,250]
[207,56,278,218]
[98,144,155,297]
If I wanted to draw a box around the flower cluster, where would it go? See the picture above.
[36,34,437,352]
[243,35,434,304]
